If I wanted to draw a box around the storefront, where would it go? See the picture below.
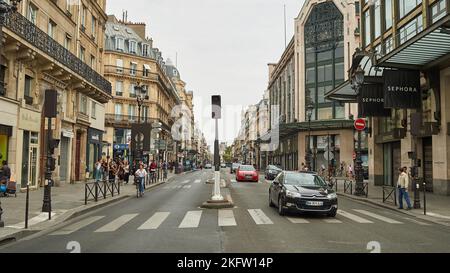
[87,128,103,178]
[0,125,12,164]
[59,127,74,184]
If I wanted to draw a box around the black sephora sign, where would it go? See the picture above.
[384,70,421,109]
[131,124,151,154]
[358,84,391,117]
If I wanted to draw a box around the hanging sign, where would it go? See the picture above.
[383,70,421,109]
[358,84,391,117]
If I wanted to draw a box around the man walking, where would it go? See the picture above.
[398,167,413,210]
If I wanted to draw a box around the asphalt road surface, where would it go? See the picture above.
[1,169,449,253]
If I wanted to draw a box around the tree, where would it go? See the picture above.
[223,146,232,163]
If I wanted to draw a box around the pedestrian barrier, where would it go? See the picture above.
[382,186,397,206]
[344,180,353,195]
[362,182,369,198]
[85,180,120,205]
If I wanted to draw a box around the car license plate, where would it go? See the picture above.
[306,201,323,206]
[246,175,252,178]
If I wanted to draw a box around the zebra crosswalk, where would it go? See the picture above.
[50,208,426,236]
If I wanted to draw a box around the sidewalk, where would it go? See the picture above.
[333,177,450,226]
[0,171,177,243]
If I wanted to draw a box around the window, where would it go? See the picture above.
[143,64,150,77]
[399,0,422,19]
[81,5,87,28]
[142,44,150,56]
[79,46,85,62]
[399,15,423,45]
[116,37,124,51]
[64,34,71,50]
[364,9,371,46]
[24,75,33,98]
[116,59,123,73]
[383,36,393,55]
[91,16,97,38]
[335,62,344,80]
[48,20,56,39]
[306,67,315,84]
[129,41,137,54]
[431,0,447,23]
[80,95,88,114]
[306,48,315,64]
[91,101,96,119]
[355,1,360,16]
[115,103,122,120]
[90,55,95,69]
[28,3,38,25]
[385,0,392,30]
[128,105,136,120]
[129,83,136,98]
[115,81,123,96]
[130,62,137,76]
[374,0,381,38]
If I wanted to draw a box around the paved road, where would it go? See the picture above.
[1,169,450,253]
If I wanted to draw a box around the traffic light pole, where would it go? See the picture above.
[212,118,223,201]
[42,117,52,219]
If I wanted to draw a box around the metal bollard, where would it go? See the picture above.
[95,182,98,202]
[423,182,427,215]
[25,183,30,229]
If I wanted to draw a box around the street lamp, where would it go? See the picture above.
[305,101,314,171]
[352,66,366,196]
[134,83,148,162]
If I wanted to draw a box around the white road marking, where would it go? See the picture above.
[177,185,183,189]
[248,209,273,225]
[182,180,190,184]
[337,210,373,224]
[286,217,310,224]
[402,217,432,226]
[194,179,201,184]
[179,211,203,228]
[218,210,237,227]
[183,185,192,189]
[51,216,105,235]
[138,212,170,230]
[324,219,343,224]
[6,211,65,229]
[94,214,138,232]
[426,212,450,220]
[353,209,403,224]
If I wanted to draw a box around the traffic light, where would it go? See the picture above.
[212,95,221,119]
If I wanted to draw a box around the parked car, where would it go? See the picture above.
[230,163,241,174]
[221,163,227,168]
[265,165,282,180]
[205,164,212,169]
[236,165,259,182]
[269,171,338,217]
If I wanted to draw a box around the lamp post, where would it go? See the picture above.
[305,102,314,171]
[134,83,148,163]
[353,66,366,196]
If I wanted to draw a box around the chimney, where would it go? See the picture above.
[125,21,147,40]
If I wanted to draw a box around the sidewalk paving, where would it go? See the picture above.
[0,171,178,243]
[333,177,450,226]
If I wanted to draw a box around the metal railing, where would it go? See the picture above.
[84,179,120,205]
[344,180,353,195]
[362,182,369,198]
[382,186,397,206]
[0,11,111,95]
[104,65,159,81]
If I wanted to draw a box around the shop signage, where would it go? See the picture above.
[62,129,74,138]
[19,108,41,132]
[91,134,100,141]
[131,124,151,153]
[358,84,391,117]
[383,70,421,109]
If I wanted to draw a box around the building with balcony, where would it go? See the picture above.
[326,0,450,195]
[0,0,111,188]
[103,15,184,165]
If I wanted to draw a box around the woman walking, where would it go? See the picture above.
[123,160,130,184]
[94,158,103,182]
[135,164,147,197]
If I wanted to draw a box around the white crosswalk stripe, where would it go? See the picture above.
[324,219,343,224]
[353,210,403,224]
[183,185,192,189]
[94,214,138,233]
[286,217,310,224]
[337,210,373,223]
[218,210,237,227]
[402,217,431,226]
[194,179,201,184]
[51,216,105,235]
[138,212,170,230]
[248,209,273,225]
[182,180,190,184]
[179,211,203,228]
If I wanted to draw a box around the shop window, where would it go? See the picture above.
[374,0,381,38]
[385,0,392,30]
[24,75,33,105]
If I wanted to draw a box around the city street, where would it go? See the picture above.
[1,169,449,253]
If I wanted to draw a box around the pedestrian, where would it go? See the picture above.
[348,164,353,179]
[398,167,412,210]
[94,158,103,182]
[1,160,11,183]
[135,164,147,197]
[149,160,157,183]
[123,160,130,184]
[162,161,168,181]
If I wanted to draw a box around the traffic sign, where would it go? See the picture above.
[354,118,366,131]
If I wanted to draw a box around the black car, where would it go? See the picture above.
[265,165,282,180]
[269,171,338,217]
[230,163,240,174]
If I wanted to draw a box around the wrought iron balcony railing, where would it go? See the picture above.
[104,65,159,81]
[0,11,111,95]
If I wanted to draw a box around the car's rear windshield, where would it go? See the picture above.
[284,173,327,187]
[239,165,255,171]
[232,163,240,167]
[268,165,281,170]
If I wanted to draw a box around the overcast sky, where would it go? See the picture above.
[107,0,305,148]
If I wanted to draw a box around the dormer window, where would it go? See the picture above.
[129,40,137,54]
[116,37,124,51]
[142,44,150,57]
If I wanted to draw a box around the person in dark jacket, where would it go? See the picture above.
[1,161,11,182]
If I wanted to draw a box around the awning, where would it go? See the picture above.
[325,49,388,102]
[376,14,450,69]
[143,64,151,70]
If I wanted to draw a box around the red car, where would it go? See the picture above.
[236,165,259,182]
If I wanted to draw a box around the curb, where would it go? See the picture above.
[337,192,450,226]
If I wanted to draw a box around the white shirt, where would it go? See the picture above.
[135,169,147,178]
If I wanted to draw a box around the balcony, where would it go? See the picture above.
[105,114,158,128]
[0,11,112,102]
[104,65,159,81]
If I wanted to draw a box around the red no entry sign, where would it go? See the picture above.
[354,118,366,131]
